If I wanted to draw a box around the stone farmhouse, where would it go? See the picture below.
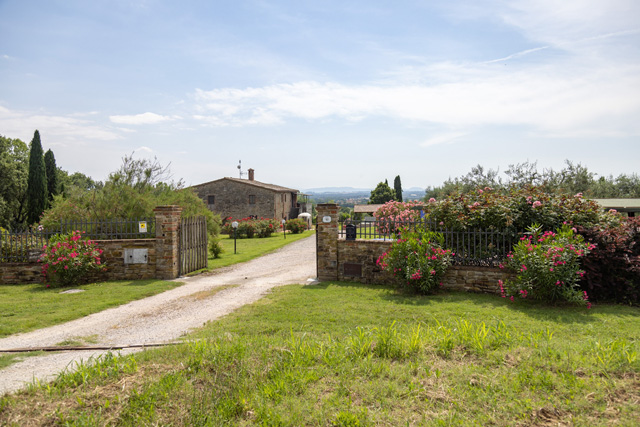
[191,169,312,221]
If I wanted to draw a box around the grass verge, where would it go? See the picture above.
[2,283,638,426]
[0,280,183,338]
[206,230,314,271]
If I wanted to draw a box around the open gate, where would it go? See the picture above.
[179,216,208,276]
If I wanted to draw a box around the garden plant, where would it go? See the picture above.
[377,228,453,294]
[39,230,106,287]
[499,224,594,306]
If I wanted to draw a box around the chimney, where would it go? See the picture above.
[248,168,255,181]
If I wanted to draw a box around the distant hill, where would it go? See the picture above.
[303,187,372,194]
[303,186,425,206]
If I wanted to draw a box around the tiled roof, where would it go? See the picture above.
[190,177,299,193]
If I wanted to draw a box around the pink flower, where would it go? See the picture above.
[429,198,436,203]
[532,201,542,208]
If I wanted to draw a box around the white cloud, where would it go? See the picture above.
[109,112,175,125]
[421,132,468,147]
[0,105,121,142]
[192,56,640,138]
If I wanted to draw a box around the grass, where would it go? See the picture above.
[0,280,183,338]
[206,230,315,271]
[0,231,314,338]
[2,283,638,426]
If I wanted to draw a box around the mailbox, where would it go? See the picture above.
[345,223,356,241]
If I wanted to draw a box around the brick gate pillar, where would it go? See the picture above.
[316,203,339,281]
[154,205,183,279]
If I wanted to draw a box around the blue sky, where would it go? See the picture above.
[1,0,639,191]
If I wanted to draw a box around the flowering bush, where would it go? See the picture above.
[285,218,307,234]
[374,200,423,234]
[423,187,605,237]
[222,218,280,238]
[500,224,594,306]
[39,231,106,287]
[577,216,640,304]
[376,229,453,294]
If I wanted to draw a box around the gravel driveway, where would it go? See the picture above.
[0,234,316,395]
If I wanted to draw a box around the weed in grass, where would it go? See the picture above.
[52,352,138,389]
[346,327,374,361]
[55,334,99,347]
[373,321,406,359]
[592,338,639,372]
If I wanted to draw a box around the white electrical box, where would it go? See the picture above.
[124,248,148,264]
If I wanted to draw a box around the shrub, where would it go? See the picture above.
[374,200,423,234]
[39,231,106,287]
[376,229,453,294]
[577,216,640,304]
[500,224,593,306]
[222,218,280,238]
[285,218,307,234]
[422,187,605,236]
[209,238,223,259]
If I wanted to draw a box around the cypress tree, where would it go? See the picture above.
[26,130,48,224]
[44,149,59,202]
[393,175,403,202]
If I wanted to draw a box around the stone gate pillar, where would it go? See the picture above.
[154,205,183,279]
[316,203,339,281]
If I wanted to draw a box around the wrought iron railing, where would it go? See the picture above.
[1,218,155,263]
[339,219,516,267]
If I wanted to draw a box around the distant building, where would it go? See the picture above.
[593,199,640,217]
[191,169,311,221]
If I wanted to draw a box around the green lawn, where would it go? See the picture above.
[3,283,638,426]
[0,231,315,339]
[0,280,183,338]
[206,230,315,270]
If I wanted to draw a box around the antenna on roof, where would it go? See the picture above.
[237,160,246,179]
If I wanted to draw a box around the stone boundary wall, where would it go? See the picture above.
[1,206,183,286]
[317,204,515,294]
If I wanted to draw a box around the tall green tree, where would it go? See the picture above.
[26,130,48,224]
[369,181,395,204]
[44,149,59,202]
[393,175,403,202]
[0,135,29,228]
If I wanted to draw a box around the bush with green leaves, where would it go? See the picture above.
[39,155,221,239]
[423,187,605,236]
[208,238,223,259]
[39,230,106,287]
[500,224,594,306]
[221,217,280,238]
[577,215,640,304]
[376,229,453,294]
[285,218,307,234]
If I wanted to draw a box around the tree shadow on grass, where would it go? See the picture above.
[307,281,640,327]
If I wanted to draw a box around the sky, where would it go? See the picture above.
[1,0,639,191]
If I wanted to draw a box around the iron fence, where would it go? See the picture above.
[1,218,155,263]
[339,219,516,267]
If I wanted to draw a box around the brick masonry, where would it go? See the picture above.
[316,204,515,294]
[1,206,183,285]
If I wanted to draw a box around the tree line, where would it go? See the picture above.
[424,161,640,200]
[0,131,218,237]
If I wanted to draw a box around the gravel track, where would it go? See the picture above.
[0,235,316,395]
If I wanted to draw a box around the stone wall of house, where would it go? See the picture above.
[0,206,184,286]
[193,179,277,220]
[316,203,515,294]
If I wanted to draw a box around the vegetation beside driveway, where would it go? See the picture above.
[2,283,638,425]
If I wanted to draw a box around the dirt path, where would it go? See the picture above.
[0,235,317,396]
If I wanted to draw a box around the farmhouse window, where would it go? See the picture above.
[207,195,215,205]
[249,195,256,204]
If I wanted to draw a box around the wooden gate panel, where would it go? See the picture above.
[179,216,208,276]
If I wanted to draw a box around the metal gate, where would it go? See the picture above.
[179,216,208,275]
